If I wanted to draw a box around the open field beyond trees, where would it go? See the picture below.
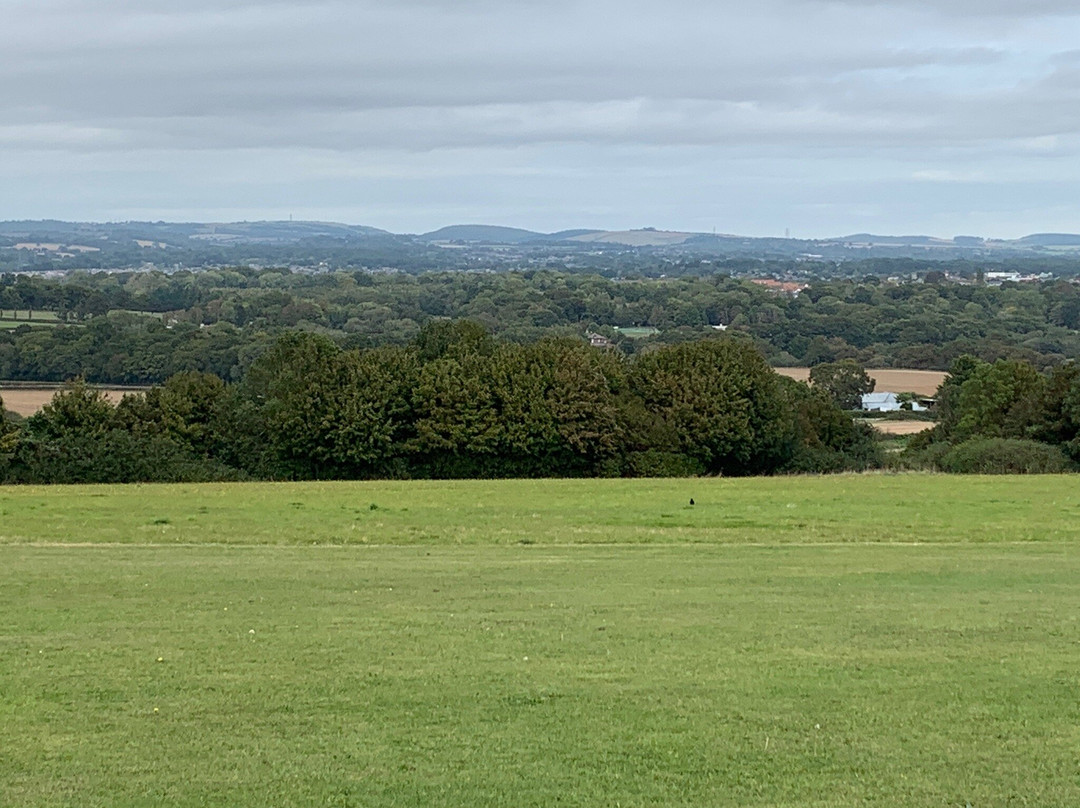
[775,368,946,396]
[0,310,62,326]
[0,386,135,416]
[3,476,1080,806]
[865,420,935,435]
[0,367,945,419]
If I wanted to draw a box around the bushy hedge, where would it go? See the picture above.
[938,438,1074,474]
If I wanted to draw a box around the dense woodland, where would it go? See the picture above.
[3,265,1080,385]
[3,321,1079,483]
[4,261,1080,482]
[0,325,880,483]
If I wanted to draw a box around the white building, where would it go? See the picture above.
[861,392,901,412]
[861,392,929,412]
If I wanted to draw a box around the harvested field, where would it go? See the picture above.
[0,387,140,416]
[775,367,946,396]
[866,419,935,435]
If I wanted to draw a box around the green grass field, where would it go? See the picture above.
[614,326,661,338]
[0,310,62,327]
[0,319,61,330]
[3,476,1079,806]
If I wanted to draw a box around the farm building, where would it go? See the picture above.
[861,392,929,412]
[862,392,901,412]
[585,331,612,348]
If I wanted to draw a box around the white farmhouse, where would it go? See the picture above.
[861,392,901,412]
[861,392,929,412]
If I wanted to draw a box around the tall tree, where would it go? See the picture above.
[952,360,1045,441]
[0,393,18,472]
[630,339,792,475]
[114,371,230,458]
[241,332,341,477]
[808,360,875,410]
[329,347,419,476]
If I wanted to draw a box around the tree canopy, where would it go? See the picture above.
[0,327,880,483]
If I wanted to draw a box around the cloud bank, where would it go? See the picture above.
[2,0,1080,236]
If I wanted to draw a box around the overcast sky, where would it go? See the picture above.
[3,0,1080,237]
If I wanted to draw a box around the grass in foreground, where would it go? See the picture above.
[2,476,1079,806]
[1,474,1078,546]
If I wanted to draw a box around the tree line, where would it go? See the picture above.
[4,323,1080,482]
[4,267,1080,386]
[897,355,1080,473]
[0,324,879,484]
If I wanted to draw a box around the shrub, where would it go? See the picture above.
[618,450,706,478]
[937,438,1074,474]
[886,441,950,472]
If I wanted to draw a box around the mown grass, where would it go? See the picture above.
[1,474,1078,546]
[2,476,1079,806]
[0,310,62,328]
[0,319,61,330]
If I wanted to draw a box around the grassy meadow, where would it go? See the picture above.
[3,475,1080,806]
[0,310,62,329]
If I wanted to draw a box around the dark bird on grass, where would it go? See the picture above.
[689,498,695,505]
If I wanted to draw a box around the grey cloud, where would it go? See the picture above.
[817,0,1080,16]
[0,45,1010,119]
[3,0,1080,234]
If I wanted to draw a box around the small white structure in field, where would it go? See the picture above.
[861,392,901,412]
[861,392,929,412]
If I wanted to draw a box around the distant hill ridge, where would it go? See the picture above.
[0,220,392,245]
[419,225,605,243]
[420,225,547,243]
[3,219,1080,256]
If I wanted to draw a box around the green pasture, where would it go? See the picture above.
[614,326,661,338]
[0,317,62,330]
[1,475,1077,546]
[2,476,1080,806]
[0,309,61,321]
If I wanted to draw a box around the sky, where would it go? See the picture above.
[3,0,1080,238]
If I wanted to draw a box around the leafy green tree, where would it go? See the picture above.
[412,319,493,362]
[0,394,19,475]
[13,380,116,483]
[410,337,626,477]
[114,371,230,458]
[0,287,22,315]
[779,377,880,472]
[932,354,984,440]
[1030,363,1080,460]
[329,347,419,476]
[953,360,1045,441]
[809,360,875,410]
[411,351,506,476]
[540,340,625,472]
[25,379,114,442]
[241,332,341,478]
[630,339,792,475]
